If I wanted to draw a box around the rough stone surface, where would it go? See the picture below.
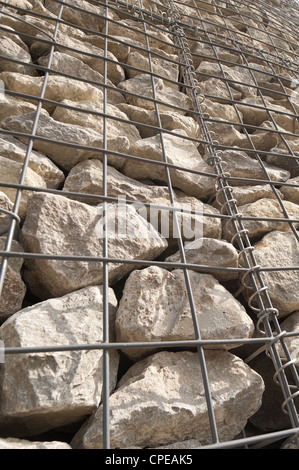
[0,192,14,236]
[0,134,64,189]
[123,130,215,201]
[2,111,129,171]
[0,437,71,449]
[223,198,299,242]
[71,350,264,449]
[115,266,254,361]
[165,237,239,281]
[239,231,299,317]
[0,238,26,321]
[280,177,299,204]
[20,192,167,299]
[0,286,119,436]
[213,185,284,209]
[62,159,221,242]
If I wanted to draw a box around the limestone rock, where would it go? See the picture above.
[0,238,26,321]
[223,198,299,242]
[165,237,239,281]
[71,350,264,449]
[2,111,129,171]
[123,130,215,201]
[115,267,254,360]
[266,148,299,178]
[118,74,192,115]
[278,311,299,364]
[199,78,242,103]
[0,438,71,449]
[0,286,119,435]
[0,155,47,220]
[218,149,290,186]
[31,33,125,85]
[125,51,179,89]
[20,192,167,299]
[213,184,284,209]
[0,29,35,76]
[240,231,299,317]
[38,52,125,105]
[0,134,64,189]
[236,97,293,127]
[117,104,200,139]
[52,99,141,146]
[280,177,299,204]
[0,94,36,122]
[0,192,14,236]
[62,160,221,242]
[0,72,104,114]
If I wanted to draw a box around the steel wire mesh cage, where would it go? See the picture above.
[0,0,299,450]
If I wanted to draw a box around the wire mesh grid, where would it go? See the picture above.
[0,0,298,450]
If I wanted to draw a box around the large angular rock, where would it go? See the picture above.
[0,94,36,122]
[165,237,239,281]
[0,72,104,114]
[123,131,215,201]
[239,231,299,317]
[0,238,26,321]
[266,148,299,178]
[2,111,129,171]
[118,74,192,115]
[117,104,200,139]
[213,184,284,209]
[0,134,64,189]
[219,149,290,186]
[38,52,125,105]
[62,160,221,242]
[0,28,35,76]
[0,438,71,449]
[223,198,299,242]
[115,266,254,361]
[0,155,47,220]
[20,192,167,299]
[71,350,264,449]
[52,99,141,146]
[0,286,119,436]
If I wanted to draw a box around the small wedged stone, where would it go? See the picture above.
[223,198,299,242]
[116,104,200,139]
[165,237,239,281]
[0,134,64,189]
[62,159,221,242]
[0,285,119,436]
[115,266,254,361]
[71,350,264,449]
[0,438,71,449]
[123,130,216,201]
[2,111,129,171]
[0,238,26,321]
[20,192,167,299]
[239,231,299,317]
[117,74,192,115]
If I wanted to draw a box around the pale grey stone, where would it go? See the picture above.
[118,74,192,115]
[0,285,119,436]
[71,350,264,449]
[0,30,35,76]
[0,192,14,236]
[62,160,221,242]
[223,198,299,242]
[115,266,254,361]
[278,311,299,364]
[239,231,299,317]
[20,192,167,299]
[0,238,26,321]
[0,438,71,449]
[266,148,299,178]
[165,237,239,281]
[0,134,64,189]
[2,111,129,171]
[0,94,36,122]
[123,130,215,201]
[280,177,299,204]
[213,185,284,209]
